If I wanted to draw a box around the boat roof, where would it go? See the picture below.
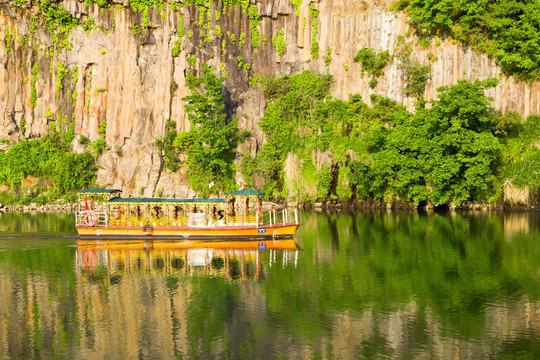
[108,196,226,204]
[79,189,122,194]
[224,189,265,196]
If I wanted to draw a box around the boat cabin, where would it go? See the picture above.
[76,188,268,228]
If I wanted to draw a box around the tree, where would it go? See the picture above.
[174,64,240,194]
[359,79,502,206]
[419,79,502,205]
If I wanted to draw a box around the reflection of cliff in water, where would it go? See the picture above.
[76,239,299,282]
[503,211,539,240]
[2,266,540,359]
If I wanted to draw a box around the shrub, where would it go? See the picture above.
[354,48,390,77]
[155,120,180,172]
[0,132,97,194]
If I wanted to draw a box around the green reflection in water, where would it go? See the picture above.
[0,211,75,233]
[0,246,78,359]
[262,211,540,356]
[0,211,538,359]
[0,212,77,359]
[186,276,240,358]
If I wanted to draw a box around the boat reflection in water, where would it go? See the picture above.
[76,238,298,281]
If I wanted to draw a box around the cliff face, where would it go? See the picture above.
[0,0,538,196]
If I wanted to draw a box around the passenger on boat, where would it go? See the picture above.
[217,210,224,226]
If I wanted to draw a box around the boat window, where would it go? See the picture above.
[110,205,121,218]
[174,205,184,219]
[187,213,208,226]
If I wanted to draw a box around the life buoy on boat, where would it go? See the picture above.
[83,211,98,227]
[84,250,98,267]
[142,225,153,235]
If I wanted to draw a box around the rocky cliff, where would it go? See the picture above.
[0,0,538,197]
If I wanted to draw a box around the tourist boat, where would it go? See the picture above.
[75,188,300,239]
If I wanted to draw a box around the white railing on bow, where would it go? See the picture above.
[265,209,299,226]
[75,210,108,227]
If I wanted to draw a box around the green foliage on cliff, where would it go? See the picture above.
[89,120,107,156]
[4,27,13,53]
[171,12,184,58]
[245,71,537,205]
[26,0,265,80]
[316,164,333,198]
[248,4,261,48]
[395,43,430,99]
[361,81,506,205]
[498,113,540,192]
[37,0,79,48]
[156,120,180,172]
[324,46,332,67]
[173,64,242,194]
[290,0,302,16]
[272,28,286,56]
[19,118,27,136]
[240,71,332,198]
[403,61,430,98]
[130,0,164,12]
[503,147,540,192]
[172,40,182,57]
[31,63,39,108]
[0,131,97,196]
[393,0,540,80]
[309,5,320,59]
[85,0,111,7]
[354,48,390,77]
[55,62,69,99]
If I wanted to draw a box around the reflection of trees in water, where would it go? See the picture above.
[229,260,241,279]
[271,210,540,357]
[154,257,165,269]
[211,257,224,270]
[134,256,144,270]
[0,211,75,233]
[171,257,185,269]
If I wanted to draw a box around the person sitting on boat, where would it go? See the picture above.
[216,210,224,226]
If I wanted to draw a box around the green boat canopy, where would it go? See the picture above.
[224,189,265,196]
[108,197,226,204]
[79,189,122,194]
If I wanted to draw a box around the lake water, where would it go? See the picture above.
[0,210,539,359]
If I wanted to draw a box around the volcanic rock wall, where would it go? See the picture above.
[0,0,538,196]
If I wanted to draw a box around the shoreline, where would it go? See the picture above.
[0,200,537,213]
[0,203,77,213]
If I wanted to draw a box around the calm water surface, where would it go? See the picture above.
[0,210,539,359]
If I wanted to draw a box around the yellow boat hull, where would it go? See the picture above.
[76,223,300,240]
